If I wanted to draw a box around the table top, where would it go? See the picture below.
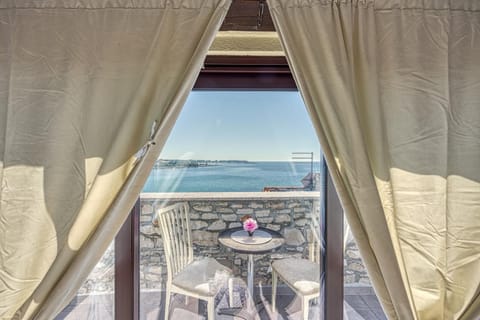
[218,227,285,254]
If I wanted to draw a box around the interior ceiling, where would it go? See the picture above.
[209,0,281,56]
[199,1,293,89]
[220,0,275,32]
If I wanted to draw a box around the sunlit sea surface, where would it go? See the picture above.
[142,161,321,193]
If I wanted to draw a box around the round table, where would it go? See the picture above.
[218,227,284,314]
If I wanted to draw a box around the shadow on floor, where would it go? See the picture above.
[57,285,386,320]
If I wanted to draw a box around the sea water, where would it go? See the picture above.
[142,161,322,193]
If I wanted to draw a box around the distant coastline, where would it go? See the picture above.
[144,161,321,193]
[153,159,250,169]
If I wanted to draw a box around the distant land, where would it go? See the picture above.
[144,160,322,192]
[153,159,250,168]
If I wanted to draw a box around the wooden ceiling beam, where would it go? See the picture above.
[220,0,275,32]
[195,55,296,90]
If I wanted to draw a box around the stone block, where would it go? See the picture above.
[207,220,226,231]
[295,219,307,227]
[346,249,361,259]
[287,202,300,208]
[192,230,216,243]
[229,222,242,228]
[190,220,208,230]
[141,225,160,237]
[254,209,270,217]
[217,207,234,213]
[222,214,238,221]
[189,213,200,219]
[192,204,213,212]
[269,202,285,209]
[266,224,281,231]
[283,227,305,246]
[142,204,153,214]
[148,266,162,274]
[215,202,229,207]
[249,202,264,209]
[347,262,365,272]
[277,209,291,214]
[145,273,161,282]
[140,237,155,249]
[201,213,219,220]
[237,208,253,215]
[274,214,291,223]
[140,214,153,222]
[344,274,356,283]
[294,213,305,219]
[293,207,307,213]
[257,217,273,224]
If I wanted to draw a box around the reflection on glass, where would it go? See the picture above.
[272,217,322,320]
[140,194,323,319]
[154,202,232,320]
[140,91,324,319]
[56,242,114,320]
[343,223,387,320]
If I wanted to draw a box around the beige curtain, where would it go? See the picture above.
[268,0,480,319]
[0,1,230,319]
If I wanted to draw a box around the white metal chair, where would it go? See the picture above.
[271,222,322,320]
[155,202,233,319]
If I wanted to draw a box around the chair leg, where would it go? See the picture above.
[228,277,234,307]
[207,297,215,320]
[164,284,171,320]
[302,297,309,320]
[272,269,278,313]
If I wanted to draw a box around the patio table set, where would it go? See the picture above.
[154,202,321,320]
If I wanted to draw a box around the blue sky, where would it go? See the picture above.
[159,91,321,161]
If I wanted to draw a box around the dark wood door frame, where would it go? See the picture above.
[114,55,344,320]
[195,56,297,90]
[324,169,344,320]
[115,199,140,320]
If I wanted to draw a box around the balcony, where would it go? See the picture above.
[58,192,385,320]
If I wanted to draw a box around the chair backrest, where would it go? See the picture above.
[156,202,194,281]
[308,215,322,264]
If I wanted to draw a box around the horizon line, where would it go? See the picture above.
[157,159,322,162]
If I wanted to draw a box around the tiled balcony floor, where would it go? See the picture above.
[344,286,387,320]
[57,285,386,320]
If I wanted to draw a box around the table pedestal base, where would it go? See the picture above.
[218,254,263,319]
[217,228,284,319]
[218,307,262,320]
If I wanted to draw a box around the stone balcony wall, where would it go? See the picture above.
[139,192,370,290]
[77,192,370,295]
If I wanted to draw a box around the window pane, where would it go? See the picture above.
[56,241,114,320]
[344,223,387,319]
[140,91,324,319]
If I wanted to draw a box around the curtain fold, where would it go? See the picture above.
[268,0,480,319]
[0,1,231,318]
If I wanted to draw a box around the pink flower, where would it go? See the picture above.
[243,218,258,233]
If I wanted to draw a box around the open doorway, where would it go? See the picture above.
[139,90,323,320]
